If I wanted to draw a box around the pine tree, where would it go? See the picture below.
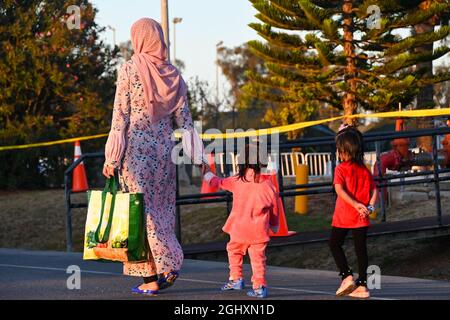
[244,0,450,135]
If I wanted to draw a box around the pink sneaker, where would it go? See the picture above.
[336,275,356,296]
[348,286,370,299]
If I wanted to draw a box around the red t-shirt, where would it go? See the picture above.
[332,161,376,228]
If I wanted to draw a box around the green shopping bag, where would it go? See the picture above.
[83,176,147,262]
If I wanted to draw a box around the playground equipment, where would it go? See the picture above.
[374,119,450,178]
[441,120,450,164]
[369,119,450,221]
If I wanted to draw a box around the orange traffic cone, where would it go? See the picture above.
[261,169,296,237]
[201,153,219,196]
[72,140,89,192]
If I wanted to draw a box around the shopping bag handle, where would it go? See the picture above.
[104,174,119,194]
[95,175,120,243]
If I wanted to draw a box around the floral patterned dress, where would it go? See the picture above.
[105,60,194,277]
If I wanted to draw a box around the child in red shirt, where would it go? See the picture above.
[329,125,378,299]
[202,143,279,298]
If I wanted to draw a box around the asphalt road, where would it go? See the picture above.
[1,248,450,300]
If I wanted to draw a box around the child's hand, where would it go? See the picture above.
[201,164,211,176]
[354,202,369,217]
[359,211,369,219]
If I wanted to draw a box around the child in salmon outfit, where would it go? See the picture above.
[202,143,279,298]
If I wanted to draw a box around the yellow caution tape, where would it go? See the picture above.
[198,108,450,139]
[0,108,448,151]
[0,133,108,151]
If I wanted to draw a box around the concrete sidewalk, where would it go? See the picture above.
[1,248,450,300]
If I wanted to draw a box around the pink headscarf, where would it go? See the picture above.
[130,18,187,122]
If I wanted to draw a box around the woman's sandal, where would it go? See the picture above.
[131,284,159,296]
[157,271,179,290]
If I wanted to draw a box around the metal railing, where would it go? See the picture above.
[211,150,379,178]
[63,127,450,252]
[64,152,104,252]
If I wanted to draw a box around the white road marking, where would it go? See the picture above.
[0,263,394,300]
[0,264,118,275]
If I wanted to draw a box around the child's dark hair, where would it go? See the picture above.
[335,126,365,166]
[237,142,265,182]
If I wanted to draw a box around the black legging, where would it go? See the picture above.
[329,227,368,286]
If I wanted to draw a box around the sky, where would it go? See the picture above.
[91,0,448,101]
[91,0,260,90]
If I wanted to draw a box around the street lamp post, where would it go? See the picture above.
[161,0,170,62]
[172,17,183,63]
[216,41,223,103]
[107,25,118,80]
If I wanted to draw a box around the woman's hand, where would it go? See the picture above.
[103,163,115,178]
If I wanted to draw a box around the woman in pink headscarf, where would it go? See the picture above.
[103,18,201,295]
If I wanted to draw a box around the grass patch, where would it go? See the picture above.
[0,189,87,251]
[285,211,331,233]
[180,204,229,245]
